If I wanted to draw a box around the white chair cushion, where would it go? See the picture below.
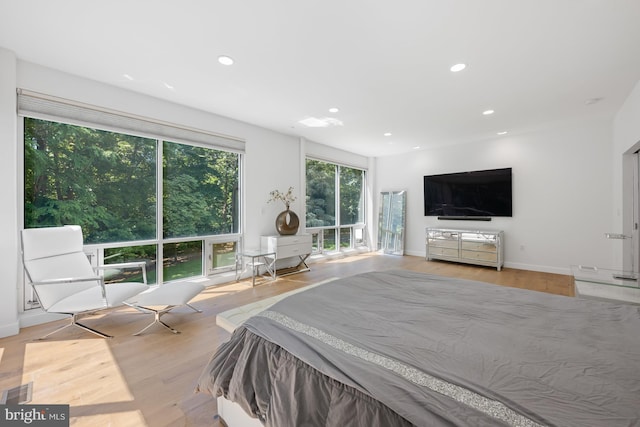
[48,282,149,313]
[127,282,204,307]
[105,282,150,307]
[25,252,100,309]
[25,252,96,282]
[22,225,83,261]
[48,286,107,313]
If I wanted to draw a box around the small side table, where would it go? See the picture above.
[236,249,276,286]
[572,265,640,304]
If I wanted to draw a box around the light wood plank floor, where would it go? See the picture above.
[0,254,573,426]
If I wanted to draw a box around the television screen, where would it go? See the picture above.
[424,168,512,217]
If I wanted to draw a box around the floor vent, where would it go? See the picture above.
[0,382,33,404]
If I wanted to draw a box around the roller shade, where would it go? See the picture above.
[17,89,245,153]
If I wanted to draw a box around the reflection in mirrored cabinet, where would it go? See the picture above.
[378,190,406,255]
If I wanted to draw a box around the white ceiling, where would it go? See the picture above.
[1,0,640,157]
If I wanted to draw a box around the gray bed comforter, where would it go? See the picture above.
[197,269,640,427]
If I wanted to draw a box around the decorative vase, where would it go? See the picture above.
[275,208,299,235]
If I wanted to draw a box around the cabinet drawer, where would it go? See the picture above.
[461,241,497,252]
[427,238,458,249]
[461,250,498,262]
[427,230,459,240]
[262,234,312,259]
[460,232,497,243]
[429,247,459,258]
[276,242,310,259]
[276,234,312,246]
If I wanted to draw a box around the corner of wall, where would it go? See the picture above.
[0,47,19,337]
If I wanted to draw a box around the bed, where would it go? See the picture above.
[196,269,640,426]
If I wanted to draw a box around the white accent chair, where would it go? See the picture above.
[21,225,149,339]
[125,282,205,335]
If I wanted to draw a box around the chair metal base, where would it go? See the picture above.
[39,313,112,339]
[132,303,202,336]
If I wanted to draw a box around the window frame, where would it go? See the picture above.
[305,157,367,255]
[19,97,244,310]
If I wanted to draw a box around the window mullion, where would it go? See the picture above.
[335,165,340,227]
[157,139,164,285]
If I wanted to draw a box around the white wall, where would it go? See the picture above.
[376,115,615,275]
[0,48,19,337]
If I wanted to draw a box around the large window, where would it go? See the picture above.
[24,119,157,242]
[305,158,366,253]
[23,116,241,308]
[163,141,239,237]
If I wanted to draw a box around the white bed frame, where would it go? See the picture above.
[217,396,262,427]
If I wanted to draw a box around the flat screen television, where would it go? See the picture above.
[423,167,512,217]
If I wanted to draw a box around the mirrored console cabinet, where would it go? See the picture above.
[426,227,504,271]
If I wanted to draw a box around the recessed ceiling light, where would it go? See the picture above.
[299,117,328,127]
[328,107,339,113]
[413,146,421,150]
[497,131,508,135]
[450,63,466,72]
[163,82,175,90]
[384,132,392,137]
[123,74,134,81]
[482,109,495,115]
[298,117,344,128]
[218,55,234,66]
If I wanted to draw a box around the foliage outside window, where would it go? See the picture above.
[24,118,241,294]
[210,240,237,272]
[340,166,365,225]
[163,141,239,238]
[24,119,157,243]
[162,241,203,281]
[103,245,157,284]
[305,158,365,252]
[306,159,336,227]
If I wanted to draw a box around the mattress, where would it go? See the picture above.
[198,269,640,426]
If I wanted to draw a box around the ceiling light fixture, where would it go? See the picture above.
[328,107,340,113]
[384,132,392,137]
[413,146,421,150]
[497,131,508,135]
[218,55,234,66]
[123,74,134,81]
[450,63,466,72]
[298,117,344,128]
[483,109,495,115]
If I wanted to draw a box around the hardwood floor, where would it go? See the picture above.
[0,254,573,426]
